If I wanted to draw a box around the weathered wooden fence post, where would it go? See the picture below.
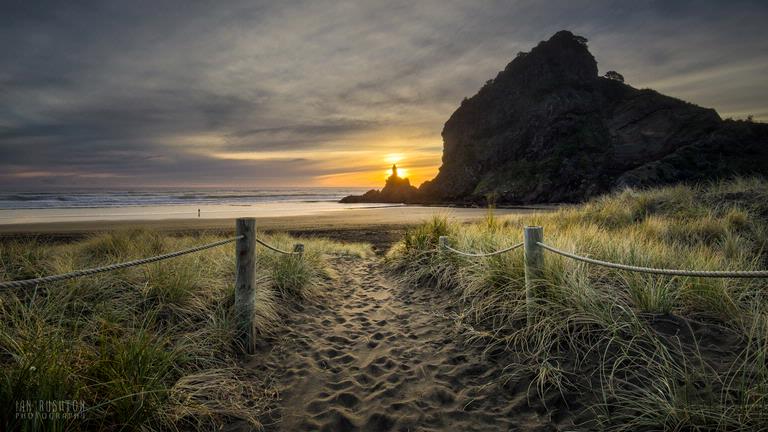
[523,226,544,325]
[235,218,257,354]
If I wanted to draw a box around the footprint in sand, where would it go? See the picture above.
[249,256,559,432]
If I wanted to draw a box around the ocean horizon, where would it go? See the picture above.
[0,187,407,224]
[0,187,370,210]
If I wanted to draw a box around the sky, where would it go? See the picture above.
[1,0,767,190]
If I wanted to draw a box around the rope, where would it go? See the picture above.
[255,238,302,255]
[441,241,524,257]
[537,242,768,278]
[0,236,243,289]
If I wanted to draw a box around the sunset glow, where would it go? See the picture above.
[163,130,443,187]
[3,1,766,191]
[314,161,439,187]
[387,166,408,179]
[385,153,404,165]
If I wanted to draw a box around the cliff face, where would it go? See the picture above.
[417,30,768,204]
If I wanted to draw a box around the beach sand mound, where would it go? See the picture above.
[246,256,560,431]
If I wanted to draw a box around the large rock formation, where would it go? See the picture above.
[409,30,768,204]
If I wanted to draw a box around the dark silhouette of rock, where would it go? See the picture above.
[340,164,420,203]
[342,30,768,205]
[416,30,768,204]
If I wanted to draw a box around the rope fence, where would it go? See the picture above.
[5,219,768,350]
[0,218,303,354]
[0,231,303,289]
[438,237,523,257]
[256,237,304,255]
[438,226,768,324]
[0,236,242,289]
[437,230,768,278]
[536,241,768,278]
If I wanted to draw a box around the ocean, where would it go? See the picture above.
[0,188,369,209]
[0,187,399,224]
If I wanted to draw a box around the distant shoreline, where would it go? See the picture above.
[0,206,552,251]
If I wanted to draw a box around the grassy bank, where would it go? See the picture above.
[0,230,370,431]
[388,177,768,431]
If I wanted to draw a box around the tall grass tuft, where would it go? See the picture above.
[388,177,768,431]
[0,230,370,430]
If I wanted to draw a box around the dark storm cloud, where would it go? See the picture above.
[1,0,767,188]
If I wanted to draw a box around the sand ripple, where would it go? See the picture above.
[249,257,557,431]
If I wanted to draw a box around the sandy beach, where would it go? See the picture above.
[0,205,550,252]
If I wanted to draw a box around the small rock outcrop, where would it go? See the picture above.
[340,165,420,203]
[417,30,768,204]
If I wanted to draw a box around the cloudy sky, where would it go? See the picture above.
[2,0,767,190]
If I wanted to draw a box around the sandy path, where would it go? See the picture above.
[250,256,556,432]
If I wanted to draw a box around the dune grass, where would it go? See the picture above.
[0,230,371,431]
[388,177,768,431]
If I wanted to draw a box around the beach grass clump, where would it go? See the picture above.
[87,326,179,428]
[0,239,52,281]
[388,177,768,431]
[0,230,370,431]
[258,233,326,300]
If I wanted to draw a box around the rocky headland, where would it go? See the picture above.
[342,30,768,204]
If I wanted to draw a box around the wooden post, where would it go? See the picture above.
[523,226,544,325]
[234,218,257,354]
[293,244,304,255]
